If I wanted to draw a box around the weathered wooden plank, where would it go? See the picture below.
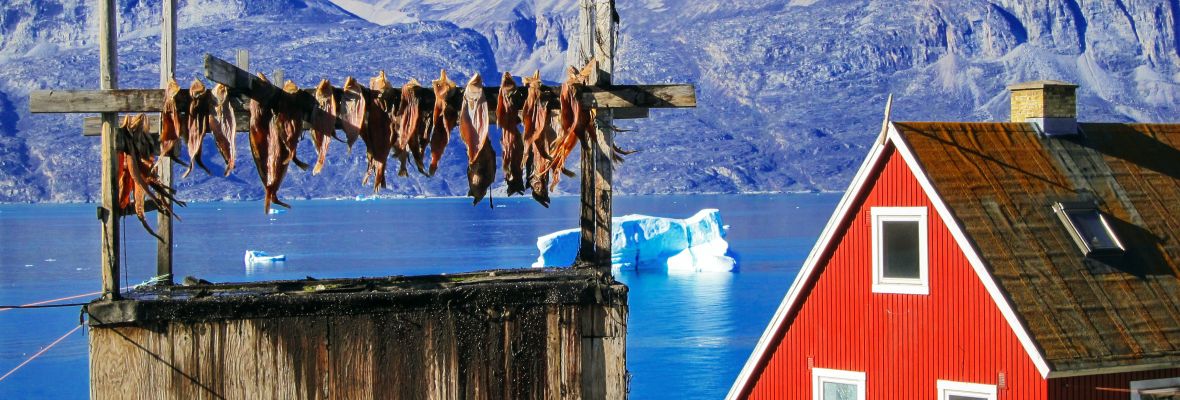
[30,89,164,113]
[329,315,375,398]
[98,0,120,301]
[221,320,255,400]
[156,0,176,284]
[585,84,696,108]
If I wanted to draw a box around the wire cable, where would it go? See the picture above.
[0,291,104,313]
[0,324,84,383]
[0,303,88,310]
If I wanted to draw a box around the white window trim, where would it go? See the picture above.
[871,206,929,295]
[812,368,865,400]
[1130,377,1180,400]
[937,380,997,400]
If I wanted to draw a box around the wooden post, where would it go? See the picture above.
[575,0,616,270]
[98,0,121,299]
[236,49,249,71]
[155,0,176,285]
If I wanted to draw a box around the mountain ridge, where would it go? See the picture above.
[1,0,1178,202]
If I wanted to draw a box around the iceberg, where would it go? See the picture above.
[244,250,286,265]
[533,209,737,272]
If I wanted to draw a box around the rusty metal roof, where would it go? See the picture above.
[896,121,1180,372]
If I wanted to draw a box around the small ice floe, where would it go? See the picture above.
[533,209,737,273]
[44,258,56,262]
[268,208,287,215]
[355,195,377,202]
[244,250,286,266]
[23,264,33,268]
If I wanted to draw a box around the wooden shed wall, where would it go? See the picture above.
[89,303,626,400]
[743,147,1047,399]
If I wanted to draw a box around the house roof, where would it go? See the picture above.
[895,121,1180,373]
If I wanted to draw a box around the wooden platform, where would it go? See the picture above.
[86,268,628,399]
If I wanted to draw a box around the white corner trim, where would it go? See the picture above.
[871,206,929,295]
[1131,377,1180,400]
[937,380,997,400]
[887,124,1053,377]
[724,134,892,400]
[813,368,866,400]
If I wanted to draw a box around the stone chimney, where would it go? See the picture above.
[1008,80,1078,136]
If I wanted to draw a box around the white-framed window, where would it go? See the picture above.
[871,207,929,295]
[937,380,997,400]
[1131,377,1180,400]
[812,368,865,400]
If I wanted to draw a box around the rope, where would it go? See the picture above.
[0,324,84,383]
[0,303,88,310]
[0,291,104,313]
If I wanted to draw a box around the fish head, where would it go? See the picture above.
[370,71,391,91]
[524,70,542,88]
[315,79,332,95]
[432,70,456,97]
[343,76,358,90]
[257,72,270,84]
[282,80,299,94]
[500,72,516,88]
[189,78,206,95]
[212,83,229,102]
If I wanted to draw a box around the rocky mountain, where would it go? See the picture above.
[0,0,1178,202]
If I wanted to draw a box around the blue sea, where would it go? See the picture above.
[0,193,838,399]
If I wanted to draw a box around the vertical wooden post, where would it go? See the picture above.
[155,0,176,285]
[236,49,250,71]
[575,0,617,270]
[98,0,121,299]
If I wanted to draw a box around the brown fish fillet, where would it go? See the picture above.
[362,71,395,192]
[247,73,290,214]
[398,79,430,176]
[210,83,237,175]
[339,76,366,152]
[497,72,526,196]
[184,79,213,178]
[311,79,336,175]
[428,69,458,176]
[521,71,553,206]
[543,66,592,189]
[459,73,494,205]
[159,78,188,166]
[277,80,310,172]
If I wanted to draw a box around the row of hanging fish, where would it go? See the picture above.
[158,60,623,213]
[117,114,186,241]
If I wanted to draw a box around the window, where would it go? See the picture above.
[1132,377,1180,400]
[1053,202,1124,256]
[871,207,928,295]
[937,380,997,400]
[812,368,865,400]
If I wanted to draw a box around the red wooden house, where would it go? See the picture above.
[727,81,1180,400]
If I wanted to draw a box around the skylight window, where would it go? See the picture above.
[1053,202,1124,256]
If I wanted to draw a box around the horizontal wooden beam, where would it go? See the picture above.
[586,85,695,108]
[30,89,165,113]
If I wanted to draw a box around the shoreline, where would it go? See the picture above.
[0,190,842,205]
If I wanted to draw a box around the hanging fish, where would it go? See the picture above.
[209,83,237,176]
[158,78,188,167]
[544,62,596,190]
[276,80,310,172]
[522,71,554,207]
[397,79,430,176]
[428,69,459,176]
[184,79,213,178]
[497,72,526,196]
[459,73,495,205]
[117,114,185,240]
[361,71,396,192]
[339,76,366,152]
[311,79,336,175]
[247,73,289,214]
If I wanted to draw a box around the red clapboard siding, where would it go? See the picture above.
[1048,369,1180,399]
[744,146,1047,399]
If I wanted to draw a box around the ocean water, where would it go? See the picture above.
[0,193,838,399]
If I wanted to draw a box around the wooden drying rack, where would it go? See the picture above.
[28,0,696,300]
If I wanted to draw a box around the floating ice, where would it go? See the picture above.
[268,208,287,215]
[244,250,286,266]
[533,209,737,272]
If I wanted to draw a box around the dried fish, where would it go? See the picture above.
[209,83,236,175]
[311,79,337,175]
[459,73,495,205]
[184,79,213,177]
[339,76,366,152]
[428,69,459,176]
